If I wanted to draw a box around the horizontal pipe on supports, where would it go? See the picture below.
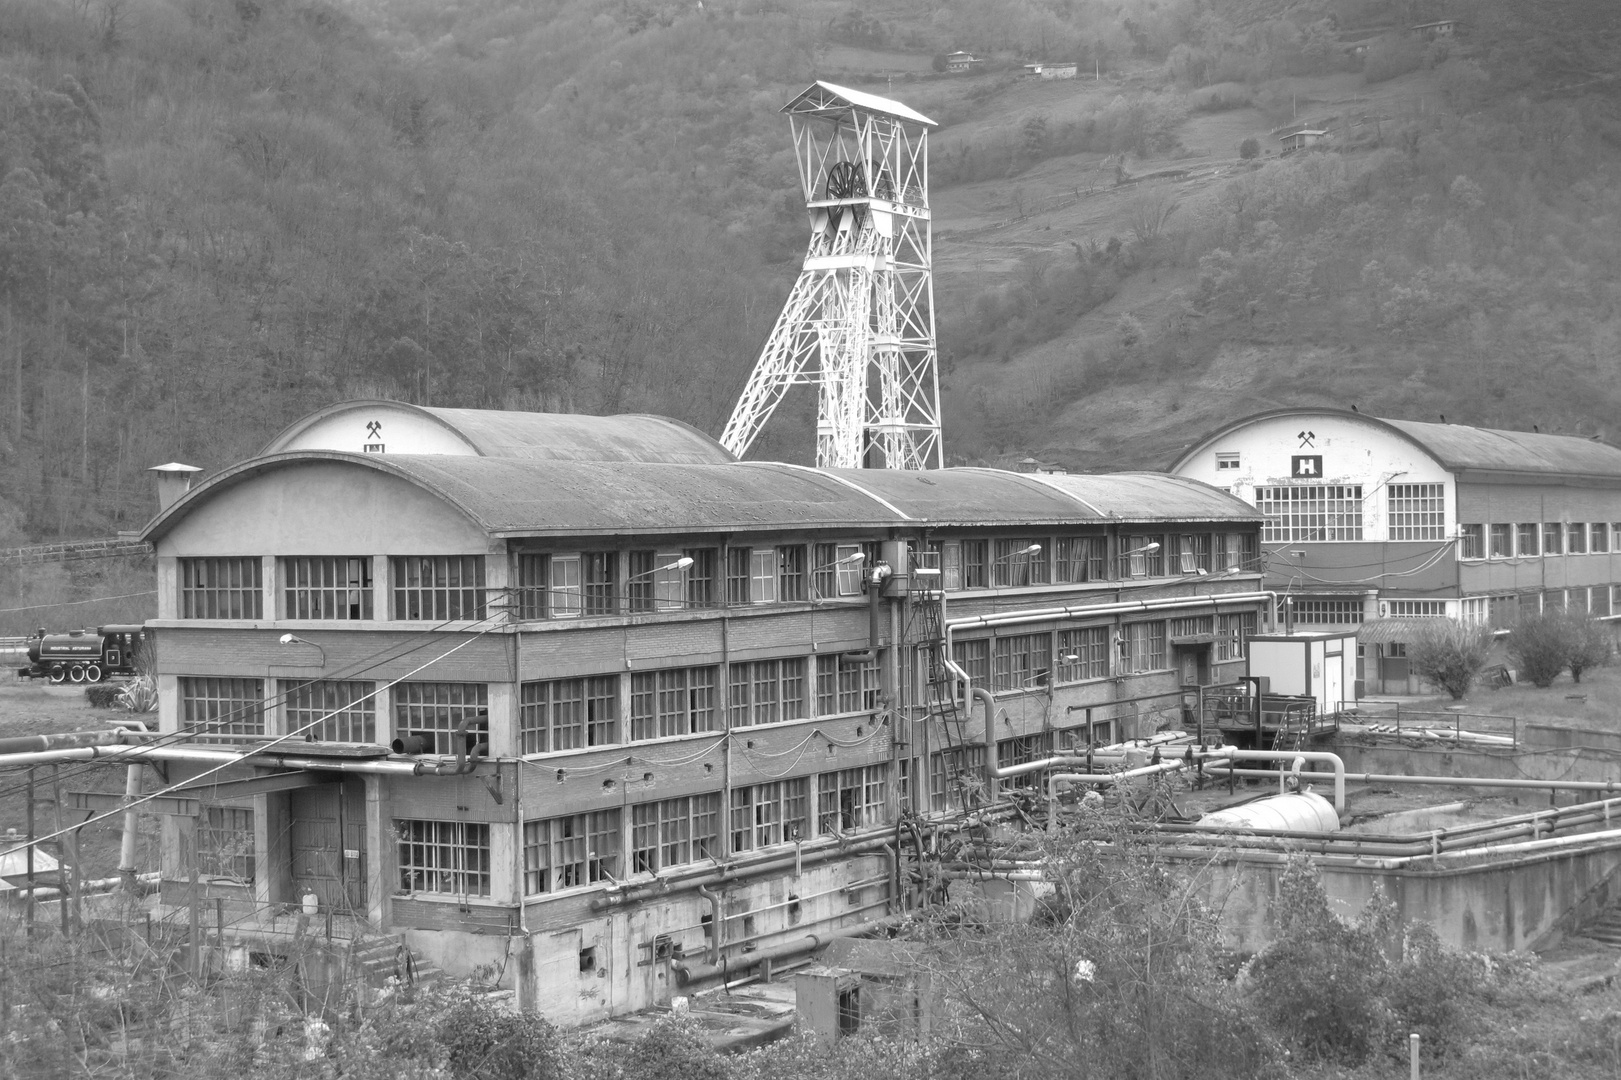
[589,835,897,909]
[1201,766,1621,800]
[672,913,906,986]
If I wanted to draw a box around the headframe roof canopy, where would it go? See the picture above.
[781,81,937,128]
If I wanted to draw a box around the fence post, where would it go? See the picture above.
[189,866,202,981]
[1409,1032,1420,1078]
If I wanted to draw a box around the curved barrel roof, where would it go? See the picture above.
[260,400,735,465]
[143,453,1260,544]
[1172,408,1621,482]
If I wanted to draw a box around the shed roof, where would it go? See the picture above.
[260,400,734,465]
[1356,617,1452,644]
[1172,408,1621,482]
[781,81,937,128]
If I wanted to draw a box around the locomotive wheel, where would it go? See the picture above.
[69,665,87,683]
[85,664,102,683]
[48,667,66,684]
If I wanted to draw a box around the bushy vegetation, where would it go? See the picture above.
[1408,618,1496,699]
[1509,613,1615,687]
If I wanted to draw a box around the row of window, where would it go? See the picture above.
[1256,483,1445,543]
[178,653,881,750]
[1282,587,1621,628]
[1459,522,1621,560]
[178,531,1265,622]
[953,613,1256,689]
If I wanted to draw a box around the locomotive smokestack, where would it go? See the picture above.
[149,462,203,511]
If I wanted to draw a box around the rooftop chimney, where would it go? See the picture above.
[149,462,203,511]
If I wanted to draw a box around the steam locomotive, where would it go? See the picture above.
[17,625,146,684]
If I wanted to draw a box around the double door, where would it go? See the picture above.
[290,783,366,913]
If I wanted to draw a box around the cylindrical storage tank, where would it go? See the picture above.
[1194,792,1340,833]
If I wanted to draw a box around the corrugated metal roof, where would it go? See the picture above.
[144,453,1265,543]
[1382,418,1621,479]
[260,400,734,464]
[1022,472,1263,522]
[781,81,937,127]
[1356,617,1453,644]
[1171,408,1621,481]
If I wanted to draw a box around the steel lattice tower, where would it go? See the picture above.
[720,82,941,470]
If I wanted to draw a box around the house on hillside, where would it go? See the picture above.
[1022,62,1078,80]
[944,51,982,73]
[1279,129,1328,153]
[1410,19,1459,40]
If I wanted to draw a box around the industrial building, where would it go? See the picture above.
[137,398,1269,1023]
[1171,408,1621,694]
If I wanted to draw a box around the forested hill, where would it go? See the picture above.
[0,0,1619,547]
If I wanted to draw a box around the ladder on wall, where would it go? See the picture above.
[908,550,978,807]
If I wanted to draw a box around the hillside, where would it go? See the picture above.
[0,0,1618,564]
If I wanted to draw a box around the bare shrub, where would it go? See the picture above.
[1407,619,1495,699]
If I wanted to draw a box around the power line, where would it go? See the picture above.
[0,590,156,615]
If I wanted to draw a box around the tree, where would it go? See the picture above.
[1507,612,1571,687]
[1407,619,1495,699]
[1565,614,1613,684]
[1238,137,1260,160]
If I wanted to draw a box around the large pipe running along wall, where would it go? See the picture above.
[947,590,1276,781]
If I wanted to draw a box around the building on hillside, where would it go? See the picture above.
[1279,128,1328,152]
[1410,19,1459,39]
[1022,62,1078,80]
[1170,408,1621,695]
[140,399,1267,1024]
[944,51,982,73]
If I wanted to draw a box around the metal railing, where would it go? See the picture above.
[1334,699,1520,748]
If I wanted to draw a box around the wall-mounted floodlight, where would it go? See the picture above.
[279,633,325,666]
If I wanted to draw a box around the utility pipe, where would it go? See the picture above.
[0,742,454,774]
[0,729,151,755]
[1046,748,1238,830]
[590,834,897,910]
[1200,765,1618,803]
[117,762,142,890]
[697,886,723,965]
[671,912,906,986]
[1207,750,1346,813]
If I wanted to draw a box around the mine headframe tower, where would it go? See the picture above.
[720,82,942,470]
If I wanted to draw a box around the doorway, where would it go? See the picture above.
[1174,644,1211,687]
[290,783,365,913]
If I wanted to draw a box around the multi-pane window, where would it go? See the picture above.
[282,557,372,619]
[393,682,488,755]
[815,653,880,715]
[1568,524,1589,555]
[179,558,263,619]
[1489,524,1513,558]
[516,553,548,619]
[779,545,808,601]
[629,666,718,740]
[729,779,811,852]
[953,638,990,688]
[1120,534,1164,577]
[1256,486,1363,542]
[728,658,808,727]
[1218,532,1258,571]
[960,540,988,589]
[627,550,658,613]
[583,552,617,615]
[725,547,751,605]
[1460,597,1490,625]
[817,765,887,834]
[1288,599,1364,625]
[518,675,619,753]
[1388,600,1447,617]
[198,807,255,882]
[179,677,265,738]
[392,556,485,620]
[992,632,1054,691]
[1542,523,1564,555]
[749,549,778,604]
[1593,526,1611,555]
[1056,627,1109,682]
[997,734,1051,790]
[1121,621,1166,674]
[992,539,1049,587]
[929,746,986,812]
[1516,523,1540,557]
[396,819,490,897]
[685,548,718,607]
[1177,534,1212,574]
[549,554,582,617]
[1387,484,1445,541]
[630,794,722,873]
[1458,525,1485,560]
[1216,613,1257,661]
[1215,452,1240,471]
[1593,587,1613,618]
[286,680,376,742]
[522,810,621,895]
[1055,537,1106,582]
[1168,615,1214,640]
[812,542,866,598]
